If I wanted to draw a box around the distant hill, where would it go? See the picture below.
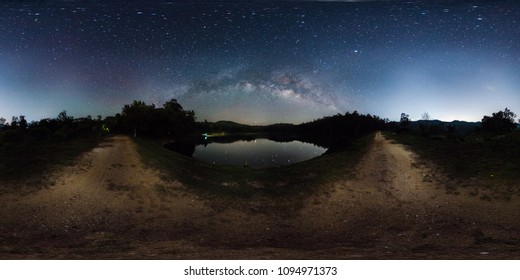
[196,120,263,133]
[196,120,305,135]
[410,120,481,134]
[198,119,483,136]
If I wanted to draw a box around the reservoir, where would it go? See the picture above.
[166,136,327,168]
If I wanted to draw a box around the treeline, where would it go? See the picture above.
[104,99,196,138]
[4,98,518,151]
[0,98,196,145]
[0,111,107,145]
[390,108,519,138]
[194,111,387,149]
[196,120,264,134]
[0,111,108,181]
[298,111,386,149]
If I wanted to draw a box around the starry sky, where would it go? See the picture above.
[1,0,519,124]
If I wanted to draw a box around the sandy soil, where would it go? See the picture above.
[0,133,518,259]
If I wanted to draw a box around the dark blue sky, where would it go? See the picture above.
[1,0,519,124]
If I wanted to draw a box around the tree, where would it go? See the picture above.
[0,117,5,126]
[421,112,431,121]
[297,111,386,149]
[398,113,411,131]
[121,99,196,138]
[400,113,410,123]
[58,110,73,122]
[481,107,517,134]
[11,116,19,128]
[121,100,155,137]
[161,99,196,137]
[163,98,183,112]
[19,115,28,129]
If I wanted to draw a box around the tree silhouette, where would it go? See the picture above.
[397,113,411,131]
[161,99,196,138]
[19,115,28,129]
[400,113,410,123]
[298,111,385,149]
[122,100,155,137]
[58,110,73,122]
[11,116,19,128]
[481,108,517,134]
[120,99,195,138]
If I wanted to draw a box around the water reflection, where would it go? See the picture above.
[165,135,327,167]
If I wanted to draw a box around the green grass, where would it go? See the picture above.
[0,135,102,188]
[134,133,374,199]
[383,130,520,199]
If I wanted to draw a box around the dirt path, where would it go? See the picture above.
[295,132,520,258]
[0,133,518,259]
[0,136,215,258]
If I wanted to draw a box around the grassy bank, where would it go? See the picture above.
[383,131,520,200]
[135,133,374,199]
[0,136,102,189]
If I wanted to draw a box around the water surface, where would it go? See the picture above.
[168,137,327,168]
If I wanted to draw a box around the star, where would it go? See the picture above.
[0,1,518,124]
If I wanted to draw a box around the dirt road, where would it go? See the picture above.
[0,133,518,258]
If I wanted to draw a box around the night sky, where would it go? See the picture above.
[1,0,519,124]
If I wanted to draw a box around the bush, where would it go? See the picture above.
[481,108,517,134]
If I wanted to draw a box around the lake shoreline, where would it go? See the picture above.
[164,133,328,168]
